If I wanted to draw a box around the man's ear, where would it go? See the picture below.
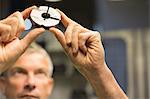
[48,78,54,95]
[0,77,6,94]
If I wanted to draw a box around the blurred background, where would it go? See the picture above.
[0,0,149,99]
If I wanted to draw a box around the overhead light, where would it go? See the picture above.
[45,0,62,2]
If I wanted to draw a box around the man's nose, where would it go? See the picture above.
[24,74,36,91]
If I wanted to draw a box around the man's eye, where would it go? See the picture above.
[36,71,47,76]
[12,70,26,75]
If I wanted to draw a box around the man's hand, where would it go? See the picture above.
[49,9,128,99]
[49,9,105,75]
[0,6,45,73]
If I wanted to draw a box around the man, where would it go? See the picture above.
[0,6,128,99]
[0,43,54,99]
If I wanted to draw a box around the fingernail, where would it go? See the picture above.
[49,26,55,30]
[37,28,45,32]
[41,27,45,31]
[32,5,37,9]
[73,48,77,53]
[55,8,60,11]
[67,42,71,47]
[73,50,78,57]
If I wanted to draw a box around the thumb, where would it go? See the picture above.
[20,28,45,49]
[49,27,66,48]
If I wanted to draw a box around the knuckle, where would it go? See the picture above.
[79,33,84,39]
[74,24,81,29]
[1,36,7,42]
[11,17,18,23]
[68,24,81,35]
[94,31,100,35]
[4,25,11,33]
[93,31,101,38]
[14,11,21,16]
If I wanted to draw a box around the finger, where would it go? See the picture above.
[20,28,45,49]
[1,32,10,43]
[0,37,2,43]
[13,12,25,36]
[21,6,37,19]
[8,11,24,27]
[7,17,18,41]
[0,23,11,33]
[3,15,23,40]
[15,14,25,37]
[78,32,93,55]
[78,34,87,55]
[56,9,72,27]
[49,27,66,49]
[65,24,74,46]
[0,32,10,43]
[7,11,25,36]
[79,42,87,55]
[0,23,11,43]
[71,28,80,54]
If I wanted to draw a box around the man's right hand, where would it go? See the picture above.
[0,6,45,73]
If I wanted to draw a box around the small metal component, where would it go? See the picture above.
[30,6,61,29]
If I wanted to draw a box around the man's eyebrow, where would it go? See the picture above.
[0,67,25,77]
[36,68,49,73]
[35,68,50,75]
[9,66,25,71]
[7,67,27,74]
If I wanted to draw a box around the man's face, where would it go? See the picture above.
[1,52,53,99]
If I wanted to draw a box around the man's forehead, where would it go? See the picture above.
[17,52,48,63]
[12,53,50,70]
[20,51,45,59]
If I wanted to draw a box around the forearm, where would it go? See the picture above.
[84,63,128,99]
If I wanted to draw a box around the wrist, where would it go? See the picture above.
[83,62,128,99]
[82,62,108,79]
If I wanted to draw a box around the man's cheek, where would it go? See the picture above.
[38,80,50,91]
[8,80,25,92]
[5,83,21,98]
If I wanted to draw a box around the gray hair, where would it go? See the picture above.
[25,42,53,77]
[1,43,53,77]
